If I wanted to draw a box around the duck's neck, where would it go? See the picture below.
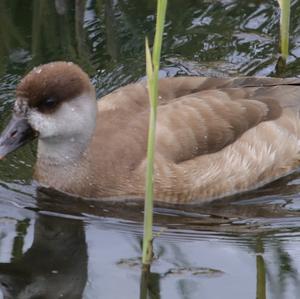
[37,134,91,166]
[34,128,95,193]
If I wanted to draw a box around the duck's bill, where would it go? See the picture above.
[0,115,36,159]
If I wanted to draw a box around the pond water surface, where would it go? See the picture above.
[1,0,300,298]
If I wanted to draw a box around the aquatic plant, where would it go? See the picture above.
[278,0,290,61]
[276,0,291,74]
[142,0,167,268]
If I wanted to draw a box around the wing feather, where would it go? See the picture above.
[156,89,283,163]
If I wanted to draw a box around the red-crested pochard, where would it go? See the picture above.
[0,61,300,203]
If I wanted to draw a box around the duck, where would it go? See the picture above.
[0,61,300,204]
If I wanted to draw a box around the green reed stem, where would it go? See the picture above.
[142,0,168,268]
[278,0,291,61]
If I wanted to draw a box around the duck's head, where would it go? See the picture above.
[0,62,97,162]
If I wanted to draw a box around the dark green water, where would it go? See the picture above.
[0,0,300,298]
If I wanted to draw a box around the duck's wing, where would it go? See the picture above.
[155,80,300,164]
[97,75,300,163]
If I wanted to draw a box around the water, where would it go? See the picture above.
[0,0,300,298]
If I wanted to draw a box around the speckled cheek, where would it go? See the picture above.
[27,109,57,138]
[13,98,29,117]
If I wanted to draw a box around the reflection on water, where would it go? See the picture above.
[0,0,300,298]
[0,213,87,299]
[0,186,299,298]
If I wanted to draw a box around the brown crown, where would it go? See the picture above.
[16,61,93,108]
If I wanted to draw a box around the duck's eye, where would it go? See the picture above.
[37,97,59,111]
[43,98,57,108]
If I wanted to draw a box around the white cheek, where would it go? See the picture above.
[27,93,96,140]
[28,110,58,138]
[28,105,82,139]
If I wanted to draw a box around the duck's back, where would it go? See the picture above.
[90,76,300,202]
